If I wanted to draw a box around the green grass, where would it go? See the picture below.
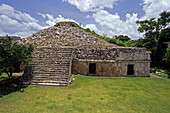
[0,75,170,113]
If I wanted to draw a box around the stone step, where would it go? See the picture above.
[35,48,72,51]
[32,78,68,81]
[32,69,69,72]
[31,82,67,86]
[22,76,69,80]
[33,67,69,69]
[28,66,69,68]
[30,59,70,61]
[28,64,70,66]
[28,60,70,65]
[30,61,71,64]
[32,80,67,83]
[33,76,69,78]
[22,47,72,87]
[28,65,69,67]
[32,66,70,68]
[33,52,72,54]
[36,48,72,50]
[31,79,68,83]
[28,65,70,68]
[31,81,68,86]
[32,70,69,73]
[33,50,72,52]
[32,74,69,77]
[32,56,72,59]
[32,54,72,56]
[33,67,69,70]
[32,73,69,76]
[29,59,71,61]
[31,64,70,66]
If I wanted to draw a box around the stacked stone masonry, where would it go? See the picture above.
[73,47,151,61]
[21,47,72,86]
[72,47,151,77]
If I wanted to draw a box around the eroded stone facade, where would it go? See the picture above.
[72,47,151,77]
[72,61,150,77]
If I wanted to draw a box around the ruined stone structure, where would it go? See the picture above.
[20,22,151,86]
[72,47,150,76]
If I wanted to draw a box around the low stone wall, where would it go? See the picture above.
[72,61,150,76]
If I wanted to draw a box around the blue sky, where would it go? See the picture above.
[0,0,169,39]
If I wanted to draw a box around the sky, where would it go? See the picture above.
[0,0,169,39]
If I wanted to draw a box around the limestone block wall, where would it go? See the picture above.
[72,61,150,77]
[116,51,151,61]
[74,47,151,61]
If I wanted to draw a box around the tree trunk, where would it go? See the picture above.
[8,68,13,79]
[9,71,13,79]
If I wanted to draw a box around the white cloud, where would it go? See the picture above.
[84,0,170,39]
[38,13,76,26]
[91,10,143,39]
[1,0,170,40]
[63,0,119,12]
[0,3,77,38]
[142,0,170,19]
[86,15,91,18]
[84,24,103,34]
[0,15,22,30]
[0,15,43,37]
[0,4,38,22]
[0,4,43,38]
[0,29,7,36]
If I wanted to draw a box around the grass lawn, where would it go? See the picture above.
[0,75,170,113]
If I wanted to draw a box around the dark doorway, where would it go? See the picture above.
[89,63,96,74]
[127,64,134,75]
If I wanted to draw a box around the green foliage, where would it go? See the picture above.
[151,67,170,78]
[84,28,91,32]
[165,46,170,63]
[0,36,34,78]
[115,39,125,46]
[115,35,130,42]
[136,11,170,68]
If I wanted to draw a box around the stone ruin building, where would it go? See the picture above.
[20,22,151,86]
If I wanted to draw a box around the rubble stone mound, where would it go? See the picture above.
[19,21,120,48]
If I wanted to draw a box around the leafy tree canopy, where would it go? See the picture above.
[0,36,34,78]
[136,11,170,67]
[114,35,131,42]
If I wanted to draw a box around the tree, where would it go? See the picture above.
[115,35,131,42]
[165,43,170,63]
[0,36,34,78]
[136,11,170,67]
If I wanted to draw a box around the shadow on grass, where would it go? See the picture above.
[0,76,27,98]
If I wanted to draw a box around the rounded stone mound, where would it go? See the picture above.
[18,21,121,48]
